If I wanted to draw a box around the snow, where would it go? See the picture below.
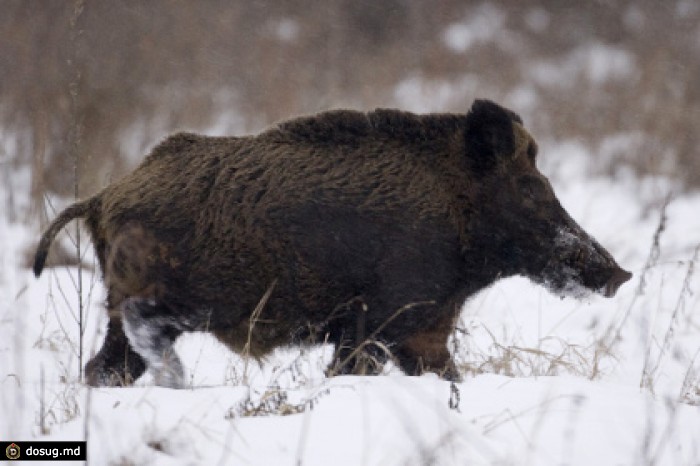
[2,92,700,466]
[442,4,507,53]
[530,43,637,87]
[393,74,481,114]
[269,18,300,43]
[524,8,551,33]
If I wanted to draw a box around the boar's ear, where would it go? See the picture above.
[464,99,522,174]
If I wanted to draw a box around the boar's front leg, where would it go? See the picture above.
[328,339,389,377]
[326,300,462,381]
[85,314,147,387]
[392,306,462,382]
[325,298,391,377]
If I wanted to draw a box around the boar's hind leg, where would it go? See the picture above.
[85,314,147,387]
[121,298,186,389]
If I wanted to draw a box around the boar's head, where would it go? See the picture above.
[464,100,632,298]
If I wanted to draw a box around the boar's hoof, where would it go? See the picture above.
[440,363,463,383]
[84,317,147,387]
[85,350,147,387]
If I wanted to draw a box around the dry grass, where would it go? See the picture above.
[592,194,669,385]
[679,350,700,406]
[642,244,699,395]
[3,1,699,221]
[241,279,278,385]
[455,323,599,379]
[326,300,436,378]
[229,384,332,418]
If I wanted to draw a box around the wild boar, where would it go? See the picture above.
[33,99,632,387]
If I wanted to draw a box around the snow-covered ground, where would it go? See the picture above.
[2,103,700,464]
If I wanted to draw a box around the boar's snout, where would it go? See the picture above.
[541,226,632,299]
[569,236,632,298]
[603,266,632,298]
[585,235,632,298]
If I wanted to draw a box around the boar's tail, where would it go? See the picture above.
[33,196,98,277]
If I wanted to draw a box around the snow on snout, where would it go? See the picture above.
[542,227,603,299]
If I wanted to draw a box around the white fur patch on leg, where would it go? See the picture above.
[121,298,185,389]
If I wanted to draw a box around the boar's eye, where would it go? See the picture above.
[518,175,548,200]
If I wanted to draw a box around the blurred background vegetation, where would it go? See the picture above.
[2,0,699,220]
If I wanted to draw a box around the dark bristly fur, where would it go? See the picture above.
[34,99,631,387]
